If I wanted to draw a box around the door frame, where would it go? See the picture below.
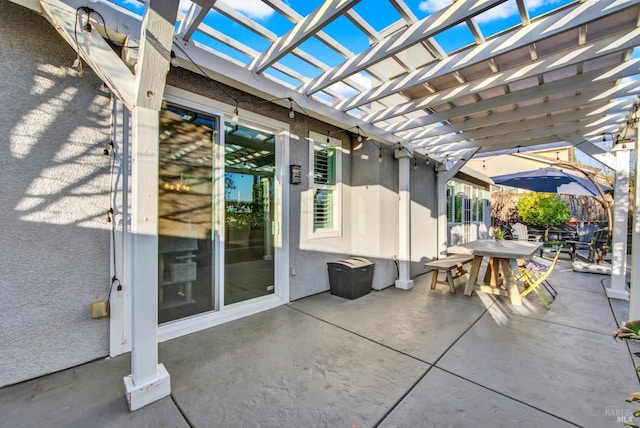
[109,86,290,354]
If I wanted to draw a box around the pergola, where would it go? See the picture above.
[14,0,640,410]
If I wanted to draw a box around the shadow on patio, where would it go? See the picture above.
[1,258,638,427]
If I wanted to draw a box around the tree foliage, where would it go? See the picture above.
[518,193,570,233]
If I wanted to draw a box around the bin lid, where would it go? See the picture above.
[327,257,373,268]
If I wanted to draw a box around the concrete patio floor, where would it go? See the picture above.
[1,258,639,427]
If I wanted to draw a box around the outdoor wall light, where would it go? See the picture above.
[288,98,295,119]
[379,147,383,163]
[170,50,179,67]
[103,140,113,156]
[232,106,239,124]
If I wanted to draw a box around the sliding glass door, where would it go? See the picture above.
[158,104,217,324]
[157,102,279,324]
[223,123,275,305]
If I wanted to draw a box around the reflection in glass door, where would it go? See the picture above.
[158,104,217,324]
[223,123,275,305]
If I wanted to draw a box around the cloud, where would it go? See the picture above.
[419,0,565,24]
[419,0,515,22]
[418,0,452,14]
[327,72,372,99]
[179,0,192,13]
[222,0,275,20]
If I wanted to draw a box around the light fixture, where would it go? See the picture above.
[482,160,486,170]
[425,155,430,165]
[413,158,418,170]
[556,151,560,161]
[232,106,239,124]
[103,140,113,156]
[72,57,83,77]
[326,132,330,144]
[356,126,363,142]
[288,98,295,119]
[170,50,179,67]
[378,147,382,163]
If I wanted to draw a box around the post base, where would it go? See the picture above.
[606,288,630,301]
[395,279,414,290]
[123,363,171,411]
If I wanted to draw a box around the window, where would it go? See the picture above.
[309,131,341,237]
[447,180,486,224]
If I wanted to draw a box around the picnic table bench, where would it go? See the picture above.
[424,255,474,293]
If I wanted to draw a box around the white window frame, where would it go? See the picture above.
[308,131,342,239]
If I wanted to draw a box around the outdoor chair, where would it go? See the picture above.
[567,227,610,265]
[517,250,561,309]
[510,223,541,242]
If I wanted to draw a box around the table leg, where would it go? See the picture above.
[486,257,501,287]
[499,258,522,305]
[464,256,483,296]
[430,270,439,290]
[446,270,456,294]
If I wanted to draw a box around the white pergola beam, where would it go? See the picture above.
[570,138,617,170]
[406,93,636,141]
[303,0,507,95]
[39,0,136,110]
[177,2,216,42]
[174,40,407,147]
[416,106,626,148]
[134,0,179,110]
[361,28,640,119]
[341,0,638,112]
[251,0,361,74]
[425,121,621,153]
[384,59,640,132]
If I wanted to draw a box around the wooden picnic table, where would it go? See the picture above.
[449,240,543,305]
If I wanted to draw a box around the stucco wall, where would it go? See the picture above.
[0,2,111,387]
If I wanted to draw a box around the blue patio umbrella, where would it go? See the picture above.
[491,167,606,197]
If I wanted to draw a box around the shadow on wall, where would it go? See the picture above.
[1,1,112,387]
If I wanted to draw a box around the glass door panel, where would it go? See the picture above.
[158,104,217,324]
[224,123,275,305]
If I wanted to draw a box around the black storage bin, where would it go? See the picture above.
[327,258,374,300]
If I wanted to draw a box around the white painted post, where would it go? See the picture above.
[436,172,449,258]
[395,148,414,290]
[607,148,631,300]
[631,126,640,319]
[123,106,170,410]
[123,0,178,411]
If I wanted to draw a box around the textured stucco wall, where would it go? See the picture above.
[0,2,111,387]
